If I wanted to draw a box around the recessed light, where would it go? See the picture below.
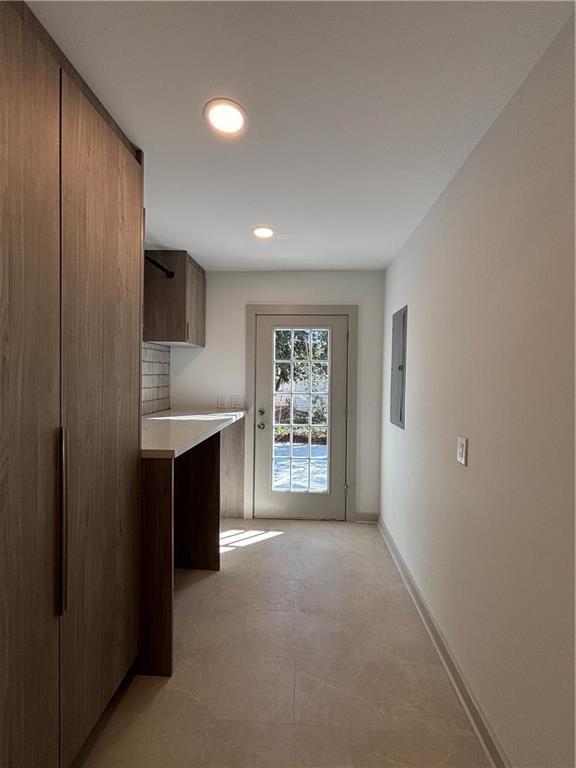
[203,98,247,137]
[252,225,274,240]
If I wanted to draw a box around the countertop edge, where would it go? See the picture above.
[141,411,246,460]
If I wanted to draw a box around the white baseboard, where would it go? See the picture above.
[353,511,379,524]
[377,518,510,768]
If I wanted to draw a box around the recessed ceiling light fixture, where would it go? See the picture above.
[203,98,247,137]
[252,225,274,240]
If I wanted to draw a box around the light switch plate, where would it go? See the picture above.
[230,394,244,409]
[457,435,468,466]
[217,394,227,409]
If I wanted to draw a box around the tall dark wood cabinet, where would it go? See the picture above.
[0,5,143,768]
[0,5,61,766]
[60,73,143,767]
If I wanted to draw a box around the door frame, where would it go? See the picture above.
[245,304,358,521]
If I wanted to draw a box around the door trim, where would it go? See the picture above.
[245,304,358,522]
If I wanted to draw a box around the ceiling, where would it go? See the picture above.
[31,2,572,271]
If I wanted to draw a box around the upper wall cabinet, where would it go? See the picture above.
[144,250,206,347]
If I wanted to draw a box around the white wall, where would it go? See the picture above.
[380,22,574,768]
[172,270,385,520]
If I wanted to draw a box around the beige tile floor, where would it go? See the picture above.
[83,520,490,768]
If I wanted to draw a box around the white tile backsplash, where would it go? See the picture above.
[142,342,171,414]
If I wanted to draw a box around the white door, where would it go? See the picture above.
[253,315,348,520]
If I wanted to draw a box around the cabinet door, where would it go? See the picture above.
[60,72,143,767]
[144,250,188,342]
[186,257,206,346]
[0,5,61,767]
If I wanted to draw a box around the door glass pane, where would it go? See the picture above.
[311,330,329,360]
[311,362,328,392]
[274,394,291,424]
[272,459,290,491]
[293,362,310,392]
[271,328,331,493]
[291,460,309,492]
[310,460,328,492]
[275,330,292,361]
[274,426,290,456]
[311,427,328,458]
[293,330,310,359]
[311,394,328,425]
[292,426,309,458]
[293,394,310,424]
[275,363,291,392]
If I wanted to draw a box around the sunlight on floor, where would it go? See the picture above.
[220,529,284,553]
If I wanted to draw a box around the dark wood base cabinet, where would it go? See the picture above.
[140,418,246,677]
[0,5,143,767]
[140,434,221,678]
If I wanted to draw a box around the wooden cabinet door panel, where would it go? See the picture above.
[60,72,143,767]
[144,250,205,346]
[143,250,187,342]
[0,5,61,767]
[186,258,206,346]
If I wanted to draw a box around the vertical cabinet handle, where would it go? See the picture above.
[59,427,69,616]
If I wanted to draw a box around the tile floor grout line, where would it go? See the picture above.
[83,521,490,767]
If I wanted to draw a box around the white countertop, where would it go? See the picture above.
[141,409,246,459]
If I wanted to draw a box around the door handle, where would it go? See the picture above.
[58,427,69,616]
[257,408,265,416]
[257,422,266,430]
